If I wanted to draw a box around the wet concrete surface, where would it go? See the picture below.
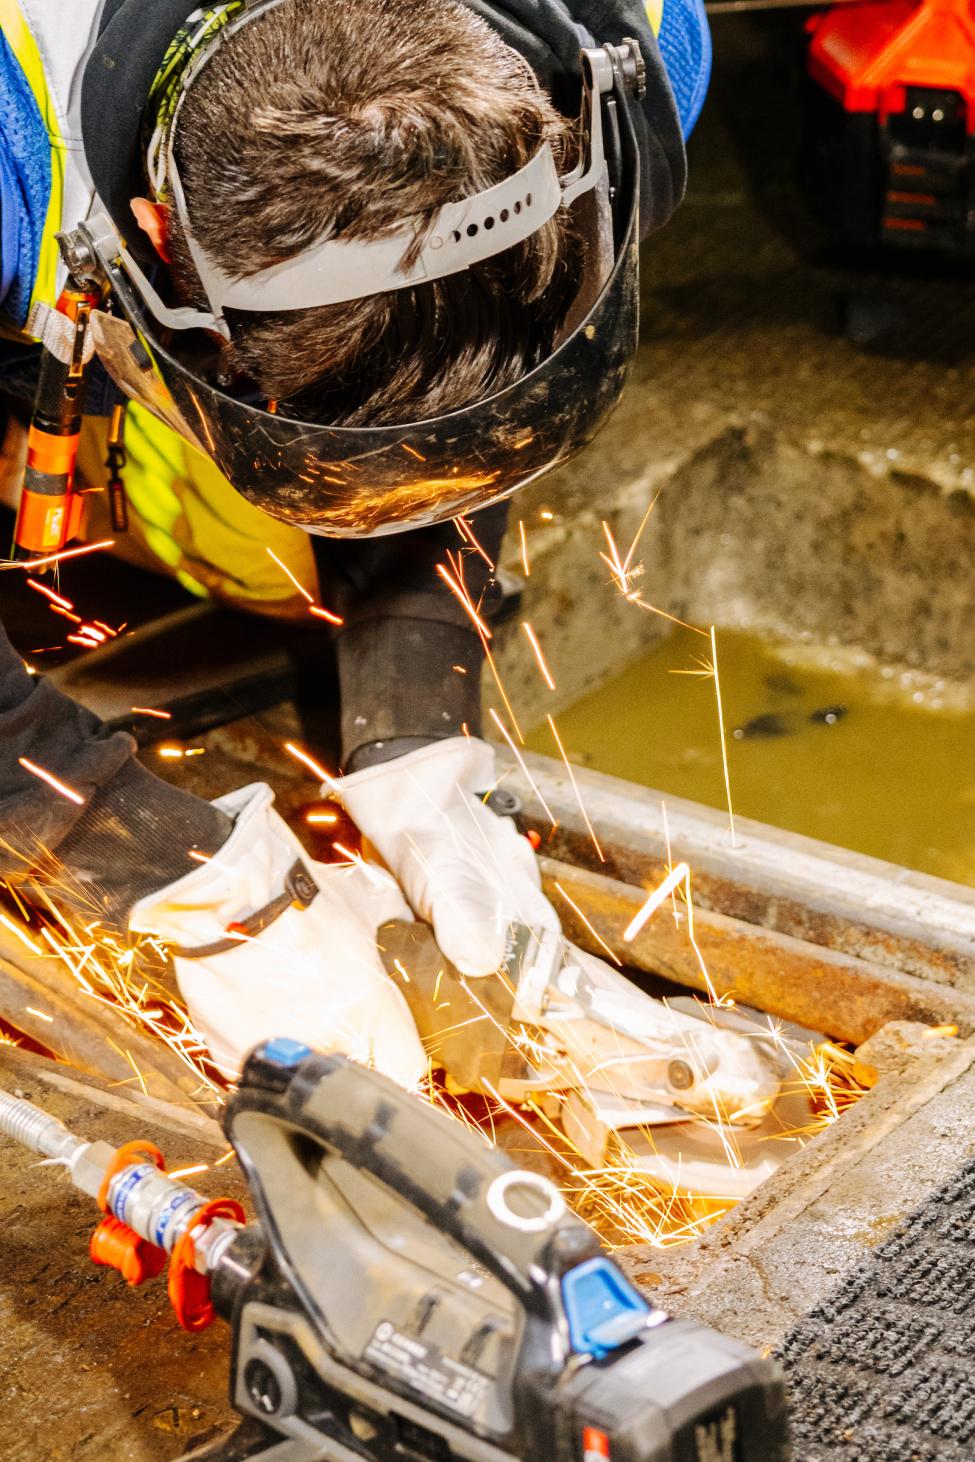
[622,1035,975,1351]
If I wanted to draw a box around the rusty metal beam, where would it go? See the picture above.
[542,858,975,1044]
[503,750,975,992]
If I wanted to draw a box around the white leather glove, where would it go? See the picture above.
[129,783,426,1086]
[338,738,560,978]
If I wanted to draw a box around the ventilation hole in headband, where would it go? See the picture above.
[526,193,533,207]
[466,223,479,237]
[484,216,495,230]
[500,209,509,223]
[452,230,461,244]
[514,201,522,215]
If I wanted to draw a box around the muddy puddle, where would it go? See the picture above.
[526,627,975,886]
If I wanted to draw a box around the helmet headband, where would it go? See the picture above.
[148,0,609,333]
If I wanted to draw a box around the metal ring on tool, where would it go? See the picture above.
[486,1170,566,1233]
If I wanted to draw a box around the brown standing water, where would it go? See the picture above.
[526,628,975,887]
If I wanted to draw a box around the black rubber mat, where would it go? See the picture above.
[778,1158,975,1461]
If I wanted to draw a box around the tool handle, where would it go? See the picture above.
[12,285,97,563]
[229,1047,595,1319]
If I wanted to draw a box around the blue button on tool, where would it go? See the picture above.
[562,1257,652,1359]
[261,1037,312,1066]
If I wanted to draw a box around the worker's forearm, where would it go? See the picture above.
[314,504,509,770]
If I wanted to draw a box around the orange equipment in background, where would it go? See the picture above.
[805,0,975,254]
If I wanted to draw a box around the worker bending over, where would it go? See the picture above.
[0,0,709,1080]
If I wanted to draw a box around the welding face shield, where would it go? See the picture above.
[71,21,643,539]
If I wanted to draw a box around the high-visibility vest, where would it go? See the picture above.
[0,0,318,611]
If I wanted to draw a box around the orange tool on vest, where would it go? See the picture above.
[11,281,101,566]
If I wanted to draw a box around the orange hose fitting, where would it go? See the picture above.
[168,1197,246,1333]
[97,1140,166,1213]
[90,1216,166,1286]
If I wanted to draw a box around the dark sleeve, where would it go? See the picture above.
[465,0,686,239]
[312,502,509,771]
[0,618,135,871]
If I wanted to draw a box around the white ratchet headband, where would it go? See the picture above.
[135,0,611,340]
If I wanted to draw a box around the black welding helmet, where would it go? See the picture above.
[76,2,642,538]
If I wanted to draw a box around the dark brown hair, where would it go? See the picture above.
[166,0,580,424]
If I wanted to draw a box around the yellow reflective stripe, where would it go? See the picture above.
[646,0,663,35]
[0,0,65,320]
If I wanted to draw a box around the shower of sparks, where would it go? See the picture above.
[521,622,556,691]
[18,758,84,805]
[157,745,205,759]
[24,1006,53,1022]
[545,715,604,862]
[1,539,115,572]
[169,1163,209,1181]
[305,810,338,826]
[518,520,531,576]
[285,741,342,793]
[131,706,172,720]
[25,573,122,649]
[0,855,865,1251]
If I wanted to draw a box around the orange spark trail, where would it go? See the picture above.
[18,757,84,805]
[436,563,492,639]
[438,550,523,740]
[131,706,172,719]
[553,881,621,966]
[518,519,531,576]
[266,547,313,602]
[546,715,604,862]
[0,914,41,954]
[454,516,495,570]
[26,579,72,609]
[2,539,115,572]
[265,548,343,623]
[487,709,557,825]
[710,626,738,848]
[623,862,690,942]
[285,741,341,792]
[521,622,556,691]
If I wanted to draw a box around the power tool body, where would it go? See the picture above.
[0,1044,789,1461]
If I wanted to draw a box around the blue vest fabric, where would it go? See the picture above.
[0,28,51,328]
[658,0,711,137]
